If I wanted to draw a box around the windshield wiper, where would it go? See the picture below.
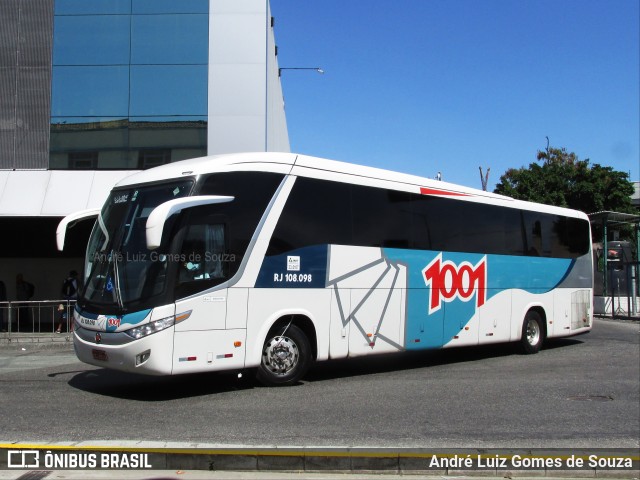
[112,250,125,312]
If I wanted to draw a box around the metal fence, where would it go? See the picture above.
[0,300,76,336]
[601,261,639,318]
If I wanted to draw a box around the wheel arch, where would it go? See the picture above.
[247,309,319,367]
[268,314,318,361]
[519,305,547,354]
[526,305,548,340]
[512,302,548,342]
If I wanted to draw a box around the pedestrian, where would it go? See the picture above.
[0,280,6,332]
[16,274,35,332]
[61,270,79,332]
[62,270,79,300]
[55,304,67,333]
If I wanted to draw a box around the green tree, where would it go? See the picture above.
[494,146,635,214]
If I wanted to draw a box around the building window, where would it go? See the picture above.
[138,149,171,169]
[50,0,209,170]
[68,151,99,169]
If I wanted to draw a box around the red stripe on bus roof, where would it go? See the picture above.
[420,187,470,197]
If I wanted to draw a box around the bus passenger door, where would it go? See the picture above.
[173,289,247,373]
[173,289,232,373]
[175,289,227,332]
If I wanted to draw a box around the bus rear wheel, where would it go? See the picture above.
[257,324,311,386]
[520,310,544,354]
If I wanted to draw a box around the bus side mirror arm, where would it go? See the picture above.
[146,195,234,250]
[56,208,101,251]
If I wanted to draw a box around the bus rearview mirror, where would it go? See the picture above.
[145,195,234,250]
[56,208,102,251]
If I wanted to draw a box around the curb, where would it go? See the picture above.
[0,334,74,351]
[1,445,638,477]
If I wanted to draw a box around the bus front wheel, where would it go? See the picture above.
[520,310,544,354]
[257,324,311,386]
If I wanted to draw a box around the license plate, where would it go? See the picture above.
[92,349,108,361]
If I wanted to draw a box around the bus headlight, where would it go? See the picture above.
[125,316,175,340]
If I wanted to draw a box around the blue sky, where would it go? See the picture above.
[270,0,639,191]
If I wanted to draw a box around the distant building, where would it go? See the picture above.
[632,181,639,211]
[0,0,288,299]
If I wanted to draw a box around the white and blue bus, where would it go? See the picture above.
[57,153,593,386]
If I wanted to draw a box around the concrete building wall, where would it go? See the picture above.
[0,0,54,169]
[208,0,289,154]
[266,3,290,153]
[0,0,289,306]
[1,0,288,173]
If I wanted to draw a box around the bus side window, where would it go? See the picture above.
[176,216,228,298]
[267,177,352,255]
[530,220,542,256]
[200,171,285,264]
[352,185,412,249]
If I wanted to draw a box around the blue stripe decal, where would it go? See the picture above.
[383,248,573,349]
[76,308,152,332]
[255,245,576,350]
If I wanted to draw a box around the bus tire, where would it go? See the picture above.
[256,323,311,386]
[520,310,544,354]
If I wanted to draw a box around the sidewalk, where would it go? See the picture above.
[1,445,638,479]
[0,332,73,350]
[595,313,640,322]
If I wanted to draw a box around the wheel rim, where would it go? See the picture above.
[262,335,300,376]
[526,318,540,346]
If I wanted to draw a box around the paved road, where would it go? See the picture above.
[0,319,638,448]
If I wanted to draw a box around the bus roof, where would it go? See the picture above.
[115,152,588,220]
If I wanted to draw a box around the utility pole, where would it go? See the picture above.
[479,166,490,191]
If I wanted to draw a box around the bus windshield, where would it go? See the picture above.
[83,180,193,313]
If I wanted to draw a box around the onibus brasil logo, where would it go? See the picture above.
[422,253,487,314]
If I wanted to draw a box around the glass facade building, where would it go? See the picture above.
[1,0,288,301]
[50,0,209,169]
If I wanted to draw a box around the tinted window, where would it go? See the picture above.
[524,212,589,258]
[55,0,131,15]
[352,186,413,249]
[560,217,590,256]
[53,16,131,65]
[132,0,208,14]
[175,217,228,298]
[50,1,209,169]
[267,177,352,255]
[412,197,525,255]
[51,66,130,117]
[267,177,588,259]
[130,66,208,116]
[131,14,208,65]
[198,172,285,273]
